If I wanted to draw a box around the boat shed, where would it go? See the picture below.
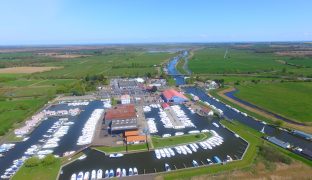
[162,89,188,104]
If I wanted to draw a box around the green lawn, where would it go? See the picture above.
[93,143,149,153]
[12,159,61,180]
[152,133,210,148]
[235,82,312,123]
[0,98,48,135]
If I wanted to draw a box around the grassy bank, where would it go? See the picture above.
[235,82,312,123]
[176,58,187,74]
[12,156,61,180]
[93,143,149,153]
[152,133,210,148]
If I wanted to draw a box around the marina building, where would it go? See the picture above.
[124,130,147,144]
[162,89,188,104]
[104,104,138,134]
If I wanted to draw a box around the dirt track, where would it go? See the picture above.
[0,66,62,74]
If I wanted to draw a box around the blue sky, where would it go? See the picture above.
[0,0,311,45]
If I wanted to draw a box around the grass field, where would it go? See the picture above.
[189,48,287,74]
[152,133,210,148]
[235,82,312,123]
[93,143,149,153]
[12,158,61,180]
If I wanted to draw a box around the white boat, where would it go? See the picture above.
[116,168,121,177]
[175,132,184,136]
[193,143,199,149]
[121,168,127,176]
[207,158,213,164]
[183,145,192,154]
[163,148,171,157]
[71,173,76,180]
[188,130,200,134]
[78,155,87,160]
[174,147,182,154]
[212,122,219,128]
[133,167,138,175]
[162,134,171,138]
[199,142,207,149]
[109,169,114,177]
[192,160,199,167]
[235,134,240,138]
[168,148,175,156]
[129,168,133,176]
[97,169,103,179]
[91,170,96,180]
[180,146,187,155]
[165,163,171,171]
[189,144,197,152]
[77,172,83,180]
[159,149,166,158]
[109,153,123,158]
[83,171,89,180]
[104,170,109,178]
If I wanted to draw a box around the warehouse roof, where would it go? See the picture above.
[162,89,187,100]
[105,104,136,120]
[111,119,138,131]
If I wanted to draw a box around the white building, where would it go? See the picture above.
[121,94,131,104]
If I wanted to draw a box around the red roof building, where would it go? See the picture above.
[162,89,188,103]
[105,104,136,120]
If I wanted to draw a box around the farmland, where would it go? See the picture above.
[235,82,312,123]
[0,48,174,137]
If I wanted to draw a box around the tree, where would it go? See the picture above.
[41,154,57,166]
[24,157,40,167]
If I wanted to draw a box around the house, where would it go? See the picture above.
[162,89,188,104]
[199,107,214,116]
[120,94,131,104]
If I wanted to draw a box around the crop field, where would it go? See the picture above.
[33,52,172,78]
[0,66,62,74]
[235,82,312,123]
[188,48,288,74]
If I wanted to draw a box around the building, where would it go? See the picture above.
[162,103,170,110]
[104,104,137,134]
[199,107,214,116]
[124,130,147,144]
[162,89,188,104]
[117,80,139,90]
[120,94,131,104]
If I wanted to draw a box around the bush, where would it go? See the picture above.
[24,157,40,167]
[41,154,57,166]
[259,145,292,164]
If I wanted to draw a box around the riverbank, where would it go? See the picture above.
[211,87,312,134]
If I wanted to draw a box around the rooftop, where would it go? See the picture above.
[163,89,188,100]
[126,135,146,142]
[105,104,136,120]
[125,130,139,137]
[111,119,138,131]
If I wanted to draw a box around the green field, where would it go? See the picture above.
[235,82,312,123]
[152,133,210,148]
[12,158,61,180]
[189,48,287,74]
[93,143,149,153]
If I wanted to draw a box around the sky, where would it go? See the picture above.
[0,0,311,45]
